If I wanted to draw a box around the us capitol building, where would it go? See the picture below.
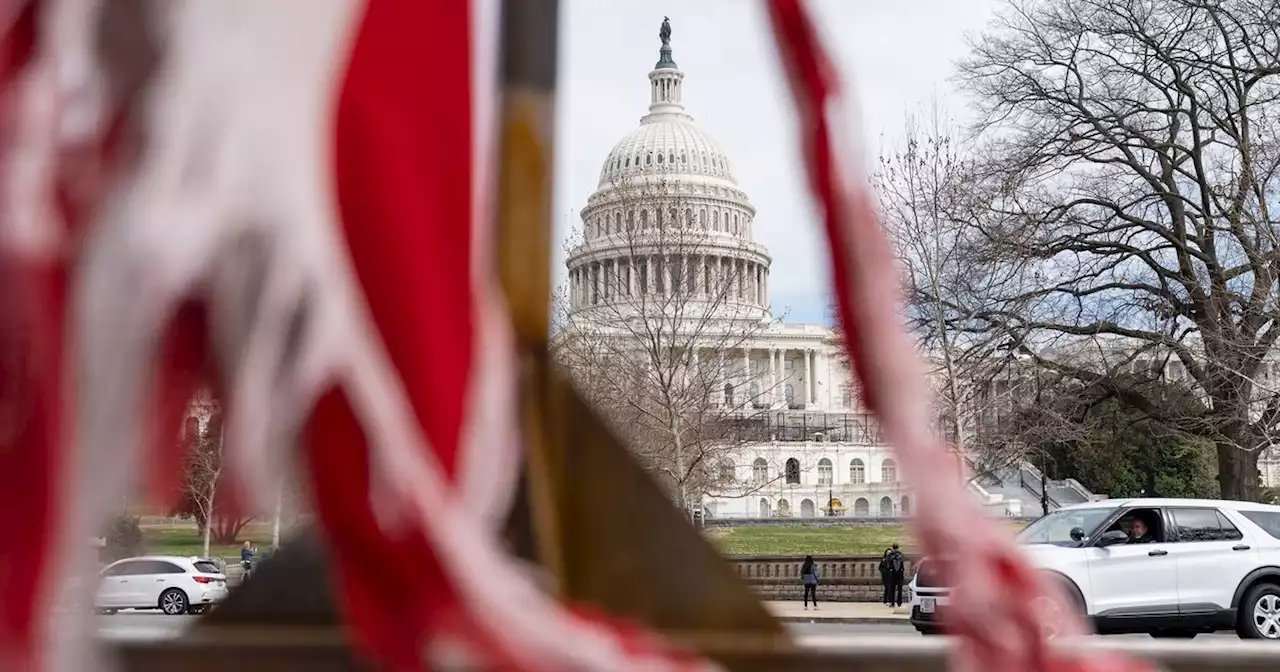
[559,22,1101,519]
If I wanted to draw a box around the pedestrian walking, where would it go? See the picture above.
[800,555,820,610]
[884,543,906,607]
[878,548,893,605]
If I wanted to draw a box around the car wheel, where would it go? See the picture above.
[159,588,188,616]
[1237,583,1280,639]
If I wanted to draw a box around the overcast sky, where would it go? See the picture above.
[553,0,1001,324]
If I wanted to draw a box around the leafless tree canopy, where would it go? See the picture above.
[554,175,804,509]
[876,103,1033,463]
[947,0,1280,498]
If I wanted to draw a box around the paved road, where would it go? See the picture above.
[786,622,1244,641]
[96,612,196,641]
[93,613,1246,644]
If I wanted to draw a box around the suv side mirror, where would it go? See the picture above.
[1069,527,1086,542]
[1097,530,1129,547]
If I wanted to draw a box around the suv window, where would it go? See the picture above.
[1240,511,1280,539]
[1171,508,1243,542]
[103,561,138,577]
[144,560,186,574]
[193,561,221,574]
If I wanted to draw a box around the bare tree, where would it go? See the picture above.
[953,0,1280,499]
[180,394,224,558]
[875,103,1030,475]
[174,392,255,552]
[555,174,802,511]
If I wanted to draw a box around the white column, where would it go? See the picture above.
[769,348,778,407]
[742,348,751,390]
[810,350,819,404]
[718,351,726,406]
[697,255,705,297]
[773,350,783,404]
[804,348,812,407]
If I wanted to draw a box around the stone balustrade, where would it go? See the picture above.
[728,554,917,602]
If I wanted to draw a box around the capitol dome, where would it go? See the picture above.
[565,21,772,323]
[597,113,737,187]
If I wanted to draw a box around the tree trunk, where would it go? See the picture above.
[202,485,216,558]
[671,415,688,518]
[271,486,284,550]
[1216,441,1260,501]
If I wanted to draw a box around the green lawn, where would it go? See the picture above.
[708,522,1030,556]
[142,523,276,560]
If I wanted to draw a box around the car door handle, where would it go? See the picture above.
[1148,550,1168,556]
[1234,544,1251,551]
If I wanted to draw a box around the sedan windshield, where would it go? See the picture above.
[1016,507,1118,546]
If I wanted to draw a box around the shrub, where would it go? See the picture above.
[105,514,143,561]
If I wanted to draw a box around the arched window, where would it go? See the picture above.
[854,498,870,517]
[657,152,664,164]
[724,383,735,407]
[640,210,649,229]
[752,458,768,484]
[749,382,761,407]
[627,210,635,232]
[613,212,621,234]
[800,498,816,518]
[785,458,801,484]
[718,459,735,483]
[849,459,865,484]
[881,458,898,483]
[699,209,706,228]
[646,152,653,165]
[713,211,720,231]
[685,208,693,228]
[777,499,792,517]
[625,156,631,167]
[784,383,794,405]
[879,496,895,517]
[758,498,772,518]
[817,458,833,486]
[901,495,911,516]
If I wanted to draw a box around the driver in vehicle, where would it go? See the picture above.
[1127,515,1156,544]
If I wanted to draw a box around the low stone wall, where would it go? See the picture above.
[727,554,919,602]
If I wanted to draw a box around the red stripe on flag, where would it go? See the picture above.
[310,0,475,666]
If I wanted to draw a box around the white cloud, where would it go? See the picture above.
[554,0,1001,323]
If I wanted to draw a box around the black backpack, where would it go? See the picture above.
[888,550,905,575]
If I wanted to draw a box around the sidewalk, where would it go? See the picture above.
[765,601,911,625]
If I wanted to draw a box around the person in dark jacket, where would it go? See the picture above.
[240,541,256,580]
[878,548,893,605]
[800,555,820,610]
[882,543,906,607]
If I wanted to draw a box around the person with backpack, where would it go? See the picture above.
[883,543,906,607]
[800,555,820,610]
[878,548,893,605]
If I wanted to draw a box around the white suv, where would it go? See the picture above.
[96,556,229,615]
[909,498,1280,639]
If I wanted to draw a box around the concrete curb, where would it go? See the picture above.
[775,616,913,625]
